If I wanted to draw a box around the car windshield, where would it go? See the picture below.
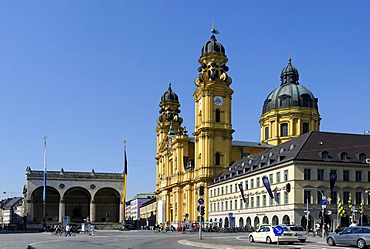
[290,226,305,231]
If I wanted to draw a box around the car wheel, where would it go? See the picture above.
[327,237,336,246]
[249,235,254,243]
[299,239,306,242]
[357,239,366,249]
[266,236,272,244]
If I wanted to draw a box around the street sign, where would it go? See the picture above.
[326,210,332,215]
[198,198,204,205]
[321,200,327,205]
[273,225,284,236]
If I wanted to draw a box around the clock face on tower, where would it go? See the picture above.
[213,96,224,106]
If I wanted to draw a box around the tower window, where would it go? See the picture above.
[280,123,288,137]
[302,94,312,107]
[302,122,309,134]
[215,109,221,122]
[215,152,221,166]
[264,127,269,140]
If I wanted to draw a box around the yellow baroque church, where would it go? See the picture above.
[155,32,320,226]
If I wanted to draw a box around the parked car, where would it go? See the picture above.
[285,225,307,242]
[249,225,298,244]
[327,226,370,249]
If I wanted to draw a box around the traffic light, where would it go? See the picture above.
[200,206,205,216]
[286,183,291,193]
[199,186,204,196]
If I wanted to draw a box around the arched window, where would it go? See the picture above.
[321,151,329,160]
[280,123,288,137]
[340,152,348,161]
[359,153,366,162]
[302,122,309,134]
[215,109,221,122]
[215,152,221,166]
[272,215,279,225]
[264,127,269,140]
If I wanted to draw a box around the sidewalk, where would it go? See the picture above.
[179,233,329,249]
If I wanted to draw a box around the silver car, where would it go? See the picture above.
[327,226,370,249]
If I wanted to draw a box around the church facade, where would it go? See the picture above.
[155,32,321,227]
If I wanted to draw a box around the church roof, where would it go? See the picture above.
[262,58,319,114]
[211,131,370,185]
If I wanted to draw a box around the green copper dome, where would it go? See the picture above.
[262,58,319,114]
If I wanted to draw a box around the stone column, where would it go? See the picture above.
[59,200,65,223]
[119,202,125,223]
[90,200,96,222]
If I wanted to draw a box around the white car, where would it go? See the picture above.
[249,225,298,244]
[287,225,307,242]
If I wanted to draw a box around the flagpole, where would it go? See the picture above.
[42,136,47,231]
[121,140,127,230]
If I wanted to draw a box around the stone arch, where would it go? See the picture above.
[246,217,252,227]
[272,215,279,225]
[262,215,269,224]
[31,186,60,223]
[224,217,229,228]
[254,216,260,228]
[282,215,290,225]
[239,217,244,227]
[94,187,120,222]
[63,187,91,223]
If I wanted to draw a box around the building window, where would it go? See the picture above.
[230,200,233,210]
[284,192,288,204]
[304,191,311,204]
[217,188,220,196]
[217,202,220,211]
[343,192,350,203]
[302,122,309,134]
[317,190,325,204]
[251,179,254,189]
[302,94,312,107]
[234,200,237,210]
[215,152,221,166]
[280,123,288,137]
[343,170,350,181]
[263,195,267,206]
[340,152,348,161]
[235,184,238,192]
[368,171,370,182]
[356,171,363,182]
[269,196,273,206]
[318,169,325,181]
[276,172,281,183]
[210,189,213,197]
[321,151,329,160]
[215,109,221,122]
[221,187,224,195]
[251,197,254,208]
[330,191,338,204]
[284,170,288,181]
[243,153,250,158]
[265,127,269,140]
[276,193,281,205]
[245,181,248,190]
[356,192,362,204]
[257,196,260,207]
[359,153,366,162]
[225,201,228,211]
[304,168,311,180]
[256,177,260,187]
[221,202,224,211]
[269,174,273,184]
[225,186,228,194]
[246,197,249,208]
[240,199,243,209]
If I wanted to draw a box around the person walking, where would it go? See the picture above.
[65,224,71,236]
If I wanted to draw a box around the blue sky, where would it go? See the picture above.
[1,1,370,200]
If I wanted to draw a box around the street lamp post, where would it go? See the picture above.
[304,188,326,238]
